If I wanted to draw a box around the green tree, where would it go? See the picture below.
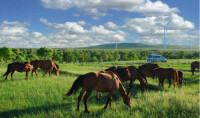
[0,47,15,62]
[37,47,53,59]
[63,50,75,63]
[127,52,138,60]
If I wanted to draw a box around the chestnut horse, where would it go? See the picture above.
[3,62,32,80]
[30,59,59,77]
[191,61,199,75]
[153,67,179,88]
[105,66,147,93]
[65,71,131,113]
[137,63,159,82]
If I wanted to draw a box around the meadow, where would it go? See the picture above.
[0,59,199,118]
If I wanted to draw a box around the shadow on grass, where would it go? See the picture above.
[59,70,82,76]
[183,77,199,85]
[0,102,74,118]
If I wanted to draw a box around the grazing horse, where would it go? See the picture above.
[191,61,199,75]
[178,70,184,87]
[137,63,159,82]
[105,66,147,93]
[3,62,32,80]
[65,71,131,113]
[30,59,59,77]
[153,67,179,88]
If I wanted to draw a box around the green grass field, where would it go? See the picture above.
[0,59,199,118]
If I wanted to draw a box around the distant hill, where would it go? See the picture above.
[80,43,199,50]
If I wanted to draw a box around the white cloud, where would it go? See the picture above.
[39,19,126,47]
[105,22,119,29]
[40,0,179,17]
[123,13,197,45]
[134,0,179,16]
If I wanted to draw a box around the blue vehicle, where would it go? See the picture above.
[147,54,167,63]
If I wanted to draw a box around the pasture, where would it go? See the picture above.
[0,59,199,118]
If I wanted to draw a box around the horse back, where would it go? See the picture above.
[138,63,159,77]
[31,59,55,69]
[83,72,119,92]
[9,62,30,72]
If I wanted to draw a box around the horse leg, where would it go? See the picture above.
[5,73,9,80]
[32,67,38,77]
[49,66,54,77]
[11,71,15,80]
[96,92,103,100]
[76,89,86,111]
[43,69,48,77]
[31,69,34,77]
[103,92,115,111]
[25,71,30,80]
[83,90,92,113]
[127,80,134,94]
[49,67,53,77]
[161,78,164,87]
[5,75,8,80]
[168,78,171,88]
[159,77,164,87]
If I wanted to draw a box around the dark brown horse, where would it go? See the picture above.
[105,66,147,93]
[178,70,184,87]
[3,62,32,80]
[154,67,179,88]
[191,61,199,75]
[30,59,59,77]
[137,63,159,81]
[65,71,131,113]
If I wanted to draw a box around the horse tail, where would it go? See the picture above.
[174,70,179,85]
[66,75,85,96]
[3,64,11,76]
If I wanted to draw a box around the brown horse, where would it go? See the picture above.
[3,62,32,80]
[137,63,159,81]
[105,66,147,93]
[30,59,59,77]
[65,71,131,113]
[191,61,199,75]
[153,67,179,88]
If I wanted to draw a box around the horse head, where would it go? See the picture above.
[54,63,59,76]
[24,62,32,71]
[123,92,131,108]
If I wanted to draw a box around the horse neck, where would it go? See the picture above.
[130,69,145,83]
[118,81,128,99]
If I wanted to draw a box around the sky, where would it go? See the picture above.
[0,0,199,48]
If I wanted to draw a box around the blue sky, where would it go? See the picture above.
[0,0,199,48]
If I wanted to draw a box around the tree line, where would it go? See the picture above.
[0,47,199,63]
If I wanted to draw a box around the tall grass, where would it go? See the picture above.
[0,59,199,118]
